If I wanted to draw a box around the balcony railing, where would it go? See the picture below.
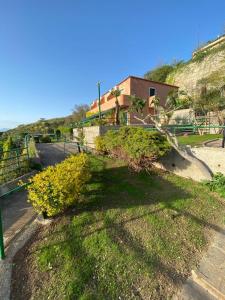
[89,94,130,113]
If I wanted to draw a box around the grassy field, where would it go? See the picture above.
[11,156,225,300]
[177,134,221,146]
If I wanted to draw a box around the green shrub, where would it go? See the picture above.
[27,153,91,217]
[95,127,170,171]
[204,172,225,197]
[40,135,52,143]
[27,137,38,158]
[95,136,107,154]
[144,64,174,83]
[193,51,208,63]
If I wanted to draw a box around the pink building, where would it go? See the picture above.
[87,76,178,125]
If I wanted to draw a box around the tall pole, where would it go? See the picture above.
[97,81,101,120]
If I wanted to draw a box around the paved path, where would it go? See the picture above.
[174,137,225,299]
[1,143,70,248]
[37,142,79,166]
[0,142,74,299]
[0,190,35,248]
[205,139,223,148]
[174,227,225,299]
[1,142,78,248]
[37,143,67,166]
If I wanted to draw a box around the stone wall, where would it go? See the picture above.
[167,47,225,96]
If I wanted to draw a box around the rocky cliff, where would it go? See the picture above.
[166,42,225,96]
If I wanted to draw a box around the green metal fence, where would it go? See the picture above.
[0,147,30,185]
[0,145,30,259]
[108,124,225,134]
[0,136,34,260]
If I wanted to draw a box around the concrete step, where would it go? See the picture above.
[192,270,225,300]
[174,277,218,300]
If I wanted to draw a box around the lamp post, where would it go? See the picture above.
[97,81,101,120]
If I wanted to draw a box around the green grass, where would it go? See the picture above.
[25,156,225,299]
[177,134,221,146]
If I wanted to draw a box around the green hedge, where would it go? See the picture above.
[95,127,170,171]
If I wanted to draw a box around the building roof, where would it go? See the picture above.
[126,75,179,88]
[95,75,179,102]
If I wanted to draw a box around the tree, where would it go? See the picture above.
[128,95,146,114]
[55,129,61,141]
[195,85,225,125]
[130,94,213,180]
[110,88,122,125]
[72,104,90,123]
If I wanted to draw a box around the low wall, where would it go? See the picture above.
[155,146,225,182]
[191,147,225,175]
[73,125,155,148]
[73,126,225,182]
[73,126,121,148]
[73,126,100,148]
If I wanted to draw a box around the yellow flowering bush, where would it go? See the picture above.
[27,153,91,217]
[94,136,107,154]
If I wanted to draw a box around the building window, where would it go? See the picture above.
[149,87,156,97]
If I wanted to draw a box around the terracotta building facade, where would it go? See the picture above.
[87,76,178,125]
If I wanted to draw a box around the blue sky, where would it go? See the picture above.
[0,0,225,128]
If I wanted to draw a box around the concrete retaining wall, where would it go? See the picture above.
[155,146,225,182]
[191,147,225,175]
[73,126,121,148]
[73,126,225,182]
[73,125,155,148]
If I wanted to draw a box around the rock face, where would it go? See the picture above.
[166,44,225,96]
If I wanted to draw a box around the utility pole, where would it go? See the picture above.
[97,81,101,120]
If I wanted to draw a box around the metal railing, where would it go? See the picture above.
[0,145,30,260]
[0,147,30,185]
[107,124,225,134]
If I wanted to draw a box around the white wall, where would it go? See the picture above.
[155,146,225,182]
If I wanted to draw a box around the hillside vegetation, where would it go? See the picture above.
[2,104,89,137]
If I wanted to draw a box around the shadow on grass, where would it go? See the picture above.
[105,218,187,285]
[77,164,189,212]
[79,160,225,235]
[15,158,225,299]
